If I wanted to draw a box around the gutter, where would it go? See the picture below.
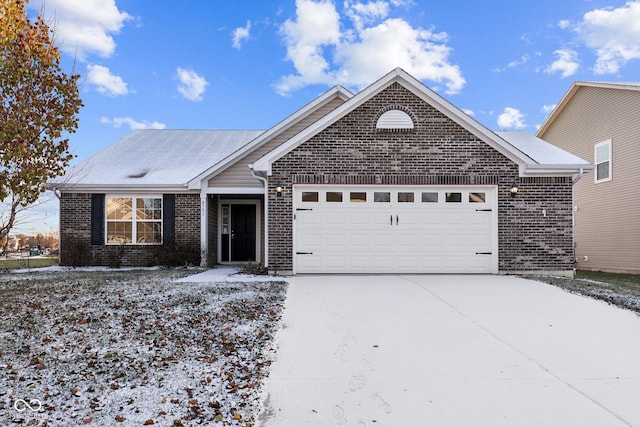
[522,163,594,177]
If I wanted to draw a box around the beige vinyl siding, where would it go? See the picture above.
[540,86,640,273]
[208,98,347,188]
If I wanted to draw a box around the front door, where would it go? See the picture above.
[230,204,256,262]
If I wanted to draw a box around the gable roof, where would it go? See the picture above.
[186,85,353,189]
[49,69,594,194]
[251,68,591,177]
[49,129,264,192]
[537,81,640,137]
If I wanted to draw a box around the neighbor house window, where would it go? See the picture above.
[106,196,162,244]
[594,139,612,183]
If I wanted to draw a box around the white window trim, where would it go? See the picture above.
[105,195,163,245]
[594,139,612,183]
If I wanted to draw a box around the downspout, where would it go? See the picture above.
[250,166,269,268]
[570,168,584,277]
[572,167,584,184]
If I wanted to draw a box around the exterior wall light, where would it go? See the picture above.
[275,185,283,197]
[509,183,519,198]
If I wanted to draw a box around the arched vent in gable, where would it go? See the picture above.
[376,109,414,131]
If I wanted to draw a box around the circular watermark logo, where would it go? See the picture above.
[13,398,43,413]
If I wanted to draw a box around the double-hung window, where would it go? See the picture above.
[594,139,612,183]
[106,196,162,244]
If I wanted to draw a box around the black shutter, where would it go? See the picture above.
[90,194,105,245]
[163,194,175,244]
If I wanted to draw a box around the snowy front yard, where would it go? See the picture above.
[0,269,287,426]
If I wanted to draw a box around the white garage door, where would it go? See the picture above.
[293,185,498,274]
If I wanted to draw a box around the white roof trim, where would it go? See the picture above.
[187,85,354,189]
[46,183,193,193]
[252,68,541,175]
[205,186,265,194]
[521,164,594,177]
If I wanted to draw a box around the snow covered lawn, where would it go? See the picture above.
[0,269,287,426]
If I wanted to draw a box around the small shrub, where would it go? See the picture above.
[157,243,200,267]
[239,263,268,275]
[107,245,124,268]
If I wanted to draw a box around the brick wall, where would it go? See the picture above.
[174,193,201,250]
[498,176,573,272]
[268,82,574,273]
[59,193,201,267]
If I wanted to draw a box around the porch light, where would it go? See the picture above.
[275,185,283,197]
[509,183,519,198]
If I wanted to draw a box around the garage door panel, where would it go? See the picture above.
[442,212,467,225]
[297,255,321,271]
[297,232,322,249]
[294,185,497,274]
[325,255,347,269]
[324,233,346,248]
[324,211,347,225]
[296,210,321,225]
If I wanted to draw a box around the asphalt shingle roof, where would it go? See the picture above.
[53,129,264,188]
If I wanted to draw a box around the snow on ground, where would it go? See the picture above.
[0,269,287,426]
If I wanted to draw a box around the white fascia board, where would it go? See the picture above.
[48,184,192,193]
[188,85,354,189]
[521,163,595,177]
[205,186,265,195]
[252,68,537,175]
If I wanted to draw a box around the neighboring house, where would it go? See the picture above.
[537,82,640,274]
[49,68,592,275]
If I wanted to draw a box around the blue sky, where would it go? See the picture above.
[14,0,640,234]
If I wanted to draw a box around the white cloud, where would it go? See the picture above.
[541,104,557,114]
[544,49,579,78]
[558,19,571,30]
[497,107,526,129]
[86,65,128,96]
[493,54,530,72]
[462,108,474,117]
[576,1,640,74]
[276,0,465,95]
[29,0,132,59]
[100,116,166,130]
[345,0,390,31]
[277,0,341,92]
[232,21,252,49]
[176,68,208,101]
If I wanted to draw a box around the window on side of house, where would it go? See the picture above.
[594,139,612,183]
[106,196,162,244]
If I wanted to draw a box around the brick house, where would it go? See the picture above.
[49,68,592,275]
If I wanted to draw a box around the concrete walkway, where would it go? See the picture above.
[258,275,640,427]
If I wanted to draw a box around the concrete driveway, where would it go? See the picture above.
[257,275,640,427]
